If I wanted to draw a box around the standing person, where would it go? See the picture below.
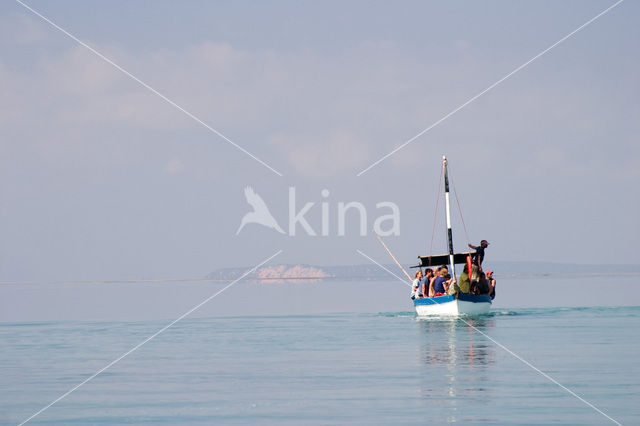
[411,270,423,299]
[433,267,448,296]
[468,240,490,268]
[486,270,496,300]
[421,268,434,298]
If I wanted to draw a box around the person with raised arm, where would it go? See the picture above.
[468,240,490,268]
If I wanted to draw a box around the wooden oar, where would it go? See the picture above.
[374,232,413,283]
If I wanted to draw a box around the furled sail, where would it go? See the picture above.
[414,252,473,268]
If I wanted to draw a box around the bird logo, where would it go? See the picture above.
[236,186,285,235]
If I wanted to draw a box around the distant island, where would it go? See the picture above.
[6,261,637,286]
[206,262,640,282]
[206,264,393,282]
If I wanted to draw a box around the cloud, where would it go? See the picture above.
[2,14,638,186]
[0,13,49,46]
[163,158,184,174]
[1,4,639,281]
[269,131,370,177]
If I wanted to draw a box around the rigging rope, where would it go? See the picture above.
[449,166,471,246]
[428,163,444,261]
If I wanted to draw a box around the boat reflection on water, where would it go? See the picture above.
[419,317,495,366]
[417,316,496,422]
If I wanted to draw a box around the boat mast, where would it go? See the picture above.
[442,156,456,280]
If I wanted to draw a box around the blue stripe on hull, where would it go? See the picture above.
[414,295,454,305]
[457,293,492,303]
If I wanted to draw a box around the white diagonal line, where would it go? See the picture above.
[356,0,624,176]
[461,320,622,425]
[358,249,622,425]
[356,249,412,287]
[356,249,439,306]
[15,0,283,177]
[18,249,283,426]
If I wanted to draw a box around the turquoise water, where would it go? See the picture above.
[1,306,638,425]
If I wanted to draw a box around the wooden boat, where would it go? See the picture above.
[415,293,491,315]
[413,157,492,316]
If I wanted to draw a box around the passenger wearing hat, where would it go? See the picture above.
[468,240,489,268]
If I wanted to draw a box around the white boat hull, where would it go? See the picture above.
[414,294,491,316]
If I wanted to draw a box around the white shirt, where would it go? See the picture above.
[411,278,421,297]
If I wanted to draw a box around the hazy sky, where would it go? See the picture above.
[1,0,638,281]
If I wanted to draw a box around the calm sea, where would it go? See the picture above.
[1,277,639,425]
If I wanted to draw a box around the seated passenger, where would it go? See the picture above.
[428,267,441,297]
[433,267,448,296]
[443,273,452,293]
[445,274,459,295]
[486,270,496,300]
[470,264,480,282]
[411,270,423,299]
[477,272,491,295]
[469,264,482,294]
[458,265,471,293]
[421,268,434,297]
